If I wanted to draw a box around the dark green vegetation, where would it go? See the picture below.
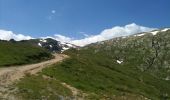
[0,40,52,67]
[14,74,73,100]
[15,30,170,99]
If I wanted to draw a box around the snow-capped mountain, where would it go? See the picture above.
[86,28,170,47]
[134,28,170,37]
[36,38,78,53]
[60,42,78,52]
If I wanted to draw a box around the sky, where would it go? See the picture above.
[0,0,170,46]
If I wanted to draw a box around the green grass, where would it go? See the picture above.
[14,74,73,100]
[0,41,52,67]
[14,30,170,99]
[41,48,170,99]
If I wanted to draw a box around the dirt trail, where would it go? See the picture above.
[61,82,87,99]
[0,54,68,99]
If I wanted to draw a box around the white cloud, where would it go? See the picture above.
[0,23,156,47]
[43,23,156,46]
[47,10,56,20]
[40,34,73,43]
[54,34,73,42]
[0,29,32,41]
[51,10,56,14]
[70,23,156,46]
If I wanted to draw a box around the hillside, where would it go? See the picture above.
[41,29,170,99]
[3,29,170,100]
[0,40,52,67]
[0,54,68,99]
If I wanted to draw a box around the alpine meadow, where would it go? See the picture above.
[0,0,170,100]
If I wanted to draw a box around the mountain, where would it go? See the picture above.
[43,28,170,99]
[20,38,78,53]
[2,28,170,100]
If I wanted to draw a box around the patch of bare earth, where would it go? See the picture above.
[0,54,68,100]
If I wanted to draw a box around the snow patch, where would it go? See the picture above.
[117,60,123,64]
[49,45,52,48]
[66,43,73,47]
[40,39,47,42]
[161,28,170,32]
[62,47,69,50]
[150,31,159,35]
[137,33,145,37]
[61,42,76,48]
[38,43,42,47]
[61,47,70,53]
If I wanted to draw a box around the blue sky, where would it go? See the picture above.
[0,0,170,45]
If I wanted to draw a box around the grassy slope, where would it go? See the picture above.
[14,74,73,100]
[0,41,52,67]
[15,31,170,99]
